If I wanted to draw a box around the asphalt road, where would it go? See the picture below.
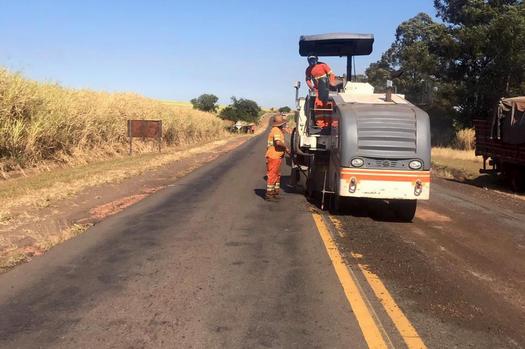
[332,176,525,348]
[0,134,371,348]
[1,131,524,348]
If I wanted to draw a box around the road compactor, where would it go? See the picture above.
[290,33,431,221]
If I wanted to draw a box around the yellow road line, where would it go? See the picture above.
[329,216,427,349]
[312,213,388,349]
[360,266,427,349]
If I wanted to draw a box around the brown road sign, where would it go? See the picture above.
[127,120,162,155]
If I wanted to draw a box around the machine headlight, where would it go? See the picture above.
[351,158,364,167]
[409,160,423,170]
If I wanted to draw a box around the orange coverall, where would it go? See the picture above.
[265,126,285,193]
[305,62,336,101]
[305,62,336,127]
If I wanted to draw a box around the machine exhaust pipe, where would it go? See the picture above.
[294,81,301,110]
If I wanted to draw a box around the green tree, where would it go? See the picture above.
[433,0,525,124]
[190,94,219,112]
[366,13,448,103]
[365,13,458,143]
[367,1,525,134]
[278,106,291,113]
[219,97,261,122]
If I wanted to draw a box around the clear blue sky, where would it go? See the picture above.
[0,1,436,108]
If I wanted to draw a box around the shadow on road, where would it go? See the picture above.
[253,189,266,200]
[317,195,411,224]
[443,174,524,195]
[255,169,410,223]
[253,175,298,201]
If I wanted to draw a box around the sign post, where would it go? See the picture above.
[127,120,162,155]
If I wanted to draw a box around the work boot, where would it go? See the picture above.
[265,190,278,201]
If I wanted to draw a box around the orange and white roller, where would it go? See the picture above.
[339,168,431,200]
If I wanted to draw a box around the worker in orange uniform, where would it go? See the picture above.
[265,115,290,201]
[305,55,336,105]
[305,55,337,128]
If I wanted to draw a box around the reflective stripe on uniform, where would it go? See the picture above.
[266,127,285,159]
[267,132,281,147]
[313,71,333,81]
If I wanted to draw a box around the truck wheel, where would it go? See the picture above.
[329,194,345,215]
[391,200,417,222]
[509,167,525,192]
[290,127,299,164]
[329,193,341,214]
[289,167,300,189]
[305,175,315,199]
[291,127,296,145]
[305,154,316,199]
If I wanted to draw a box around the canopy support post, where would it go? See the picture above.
[346,56,353,82]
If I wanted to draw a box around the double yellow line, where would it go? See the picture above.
[312,213,427,349]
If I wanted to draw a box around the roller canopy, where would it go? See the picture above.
[299,33,374,57]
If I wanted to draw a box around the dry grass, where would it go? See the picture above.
[0,223,89,272]
[0,138,236,216]
[432,147,480,162]
[0,130,259,273]
[432,147,482,179]
[161,100,193,108]
[161,100,228,112]
[0,68,227,171]
[453,128,476,150]
[429,129,480,179]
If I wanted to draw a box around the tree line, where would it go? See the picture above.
[191,94,261,123]
[366,0,525,144]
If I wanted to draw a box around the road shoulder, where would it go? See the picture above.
[0,135,253,273]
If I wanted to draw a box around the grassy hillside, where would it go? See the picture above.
[0,68,227,171]
[160,100,194,108]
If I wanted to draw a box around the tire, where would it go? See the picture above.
[289,127,300,189]
[305,174,315,199]
[391,200,417,222]
[290,127,298,159]
[289,167,300,188]
[329,193,342,214]
[508,167,525,192]
[305,154,316,199]
[291,127,296,146]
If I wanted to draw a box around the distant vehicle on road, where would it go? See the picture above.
[474,96,525,191]
[231,121,256,134]
[290,33,431,221]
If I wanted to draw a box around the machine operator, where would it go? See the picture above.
[305,55,337,128]
[305,55,336,107]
